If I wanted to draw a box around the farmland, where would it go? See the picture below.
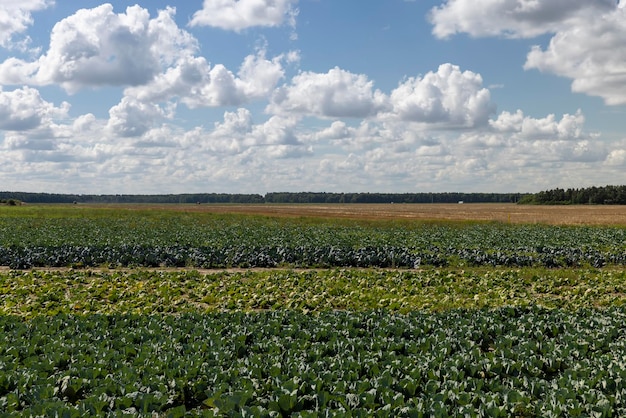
[1,203,626,416]
[2,204,626,269]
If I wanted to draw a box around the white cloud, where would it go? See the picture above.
[314,121,351,141]
[72,113,96,133]
[250,114,300,146]
[269,64,494,127]
[107,97,166,138]
[211,55,284,105]
[429,1,626,106]
[524,6,626,105]
[0,105,620,194]
[237,50,290,100]
[174,108,307,157]
[0,0,54,48]
[490,109,587,140]
[488,109,524,133]
[0,86,69,131]
[268,67,388,118]
[429,0,615,39]
[0,4,197,92]
[0,0,620,194]
[605,149,626,166]
[124,49,289,108]
[388,64,494,127]
[189,0,298,32]
[212,108,254,139]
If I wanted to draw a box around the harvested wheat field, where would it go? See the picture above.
[91,203,626,225]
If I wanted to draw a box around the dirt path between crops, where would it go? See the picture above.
[0,266,403,274]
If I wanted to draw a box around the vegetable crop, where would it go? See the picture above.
[2,268,626,318]
[0,208,625,268]
[3,205,626,416]
[2,308,626,416]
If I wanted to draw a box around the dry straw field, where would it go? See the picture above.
[110,203,626,226]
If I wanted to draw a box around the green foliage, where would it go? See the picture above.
[264,192,524,203]
[519,185,626,205]
[0,199,19,206]
[0,192,265,204]
[0,208,624,268]
[2,308,626,416]
[0,191,524,204]
[1,206,626,415]
[1,268,625,317]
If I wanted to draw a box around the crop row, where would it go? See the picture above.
[2,213,626,251]
[2,269,626,317]
[1,243,625,269]
[2,307,626,416]
[2,210,625,268]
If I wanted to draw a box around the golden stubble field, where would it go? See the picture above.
[99,203,626,226]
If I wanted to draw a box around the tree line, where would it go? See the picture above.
[0,192,264,204]
[4,187,624,205]
[264,192,524,204]
[0,191,525,204]
[518,185,626,205]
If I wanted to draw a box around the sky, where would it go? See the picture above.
[0,0,625,195]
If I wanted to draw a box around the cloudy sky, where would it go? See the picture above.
[0,0,625,194]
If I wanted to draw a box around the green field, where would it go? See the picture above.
[1,205,625,269]
[1,205,626,416]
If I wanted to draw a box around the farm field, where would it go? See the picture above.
[68,202,626,225]
[2,204,626,269]
[1,203,626,416]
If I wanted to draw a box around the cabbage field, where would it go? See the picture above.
[1,205,625,269]
[1,204,626,416]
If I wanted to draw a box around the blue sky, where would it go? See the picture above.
[0,0,625,194]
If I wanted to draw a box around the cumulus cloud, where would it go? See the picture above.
[106,97,167,138]
[524,6,626,105]
[189,0,298,32]
[72,113,97,133]
[605,149,626,166]
[0,4,197,92]
[268,67,388,118]
[0,0,54,48]
[212,108,254,139]
[269,64,494,127]
[429,1,626,105]
[314,121,351,141]
[0,86,69,131]
[1,1,620,194]
[1,104,620,194]
[490,109,586,140]
[125,49,289,108]
[176,108,307,157]
[108,48,290,140]
[388,64,494,127]
[429,0,615,39]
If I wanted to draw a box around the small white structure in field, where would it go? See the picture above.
[458,201,464,204]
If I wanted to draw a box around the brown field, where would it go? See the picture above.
[94,203,626,226]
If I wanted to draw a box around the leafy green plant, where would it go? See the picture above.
[2,308,626,416]
[2,268,626,317]
[0,208,624,268]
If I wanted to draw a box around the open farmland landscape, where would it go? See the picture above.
[2,203,626,416]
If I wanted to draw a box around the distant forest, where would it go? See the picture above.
[264,192,524,204]
[518,185,626,205]
[0,191,525,204]
[4,188,625,204]
[0,186,626,205]
[0,192,264,204]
